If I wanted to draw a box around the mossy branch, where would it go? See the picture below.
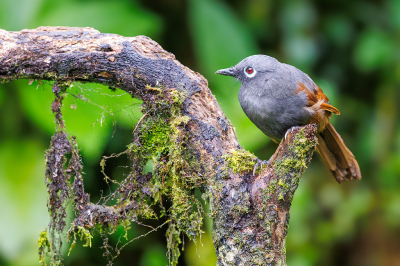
[0,27,317,266]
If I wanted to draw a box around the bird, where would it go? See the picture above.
[215,55,361,183]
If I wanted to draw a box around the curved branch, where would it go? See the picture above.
[0,27,317,265]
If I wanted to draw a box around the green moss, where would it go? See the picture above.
[273,128,316,203]
[67,226,93,256]
[145,84,162,92]
[203,179,224,218]
[38,230,51,266]
[267,179,277,194]
[124,88,206,266]
[166,223,182,264]
[274,157,306,176]
[223,149,260,174]
[277,179,290,201]
[256,180,277,220]
[230,192,250,215]
[121,219,132,240]
[274,128,314,177]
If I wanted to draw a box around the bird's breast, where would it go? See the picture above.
[238,88,311,140]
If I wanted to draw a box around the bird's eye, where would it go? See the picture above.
[244,67,256,78]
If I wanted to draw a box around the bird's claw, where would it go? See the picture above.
[284,126,302,140]
[253,158,270,175]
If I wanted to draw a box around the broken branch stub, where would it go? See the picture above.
[0,27,317,265]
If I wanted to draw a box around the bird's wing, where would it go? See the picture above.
[296,82,340,115]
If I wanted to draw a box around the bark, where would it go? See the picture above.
[0,27,317,265]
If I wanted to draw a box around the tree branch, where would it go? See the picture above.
[0,27,317,265]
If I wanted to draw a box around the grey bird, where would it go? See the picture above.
[216,55,361,183]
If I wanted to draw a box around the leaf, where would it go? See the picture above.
[140,245,168,266]
[35,0,161,37]
[18,80,55,135]
[354,28,395,72]
[390,0,400,30]
[0,140,48,262]
[0,0,44,30]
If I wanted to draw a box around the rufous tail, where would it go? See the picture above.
[316,123,361,183]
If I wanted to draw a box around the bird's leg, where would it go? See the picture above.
[284,125,303,140]
[253,157,271,175]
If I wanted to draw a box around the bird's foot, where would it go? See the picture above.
[253,158,270,175]
[284,126,303,140]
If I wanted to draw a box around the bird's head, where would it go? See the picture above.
[215,55,279,83]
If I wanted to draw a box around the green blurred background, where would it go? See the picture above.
[1,0,400,265]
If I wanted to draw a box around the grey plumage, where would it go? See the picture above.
[216,55,315,141]
[216,54,362,182]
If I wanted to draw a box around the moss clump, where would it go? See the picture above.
[223,149,260,174]
[256,179,278,220]
[230,191,250,215]
[274,157,307,177]
[67,226,93,256]
[122,87,205,265]
[267,179,277,194]
[274,128,314,177]
[273,127,316,203]
[38,230,51,266]
[202,179,224,219]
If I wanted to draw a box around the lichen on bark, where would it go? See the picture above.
[212,125,317,266]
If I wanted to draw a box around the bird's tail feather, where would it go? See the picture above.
[316,123,361,183]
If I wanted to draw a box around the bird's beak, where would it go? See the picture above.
[215,67,235,77]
